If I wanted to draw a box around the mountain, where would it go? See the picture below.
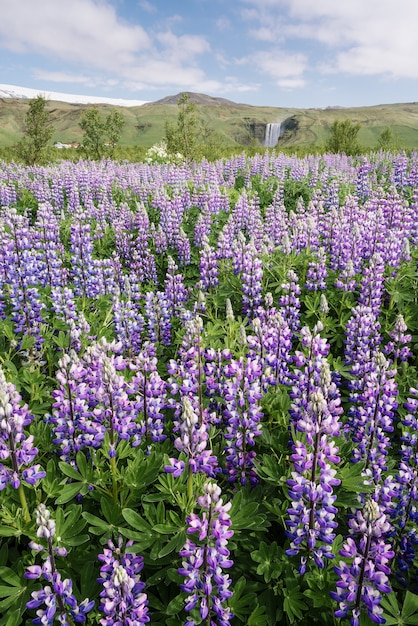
[1,84,418,150]
[0,83,148,107]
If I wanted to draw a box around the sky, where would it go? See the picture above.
[0,0,417,109]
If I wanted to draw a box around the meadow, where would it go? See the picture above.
[0,148,418,626]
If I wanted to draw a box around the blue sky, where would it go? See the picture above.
[0,0,417,108]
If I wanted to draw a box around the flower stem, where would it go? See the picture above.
[18,483,31,523]
[187,465,193,501]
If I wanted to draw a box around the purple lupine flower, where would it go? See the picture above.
[164,255,189,315]
[286,324,343,572]
[47,351,92,464]
[25,504,94,625]
[334,259,357,291]
[383,313,412,364]
[98,537,149,625]
[231,231,247,275]
[0,365,45,490]
[69,214,100,299]
[144,291,172,346]
[83,348,144,458]
[33,203,67,289]
[129,344,167,444]
[389,387,418,587]
[346,352,398,483]
[222,355,264,485]
[165,396,218,478]
[246,310,293,388]
[241,239,263,318]
[112,287,144,356]
[179,482,234,626]
[279,269,301,333]
[305,247,328,291]
[331,498,394,626]
[167,316,206,423]
[357,253,385,316]
[50,286,91,352]
[177,227,191,266]
[344,304,381,398]
[199,238,219,290]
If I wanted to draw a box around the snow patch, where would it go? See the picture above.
[0,84,148,107]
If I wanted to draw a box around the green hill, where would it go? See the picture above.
[1,92,418,150]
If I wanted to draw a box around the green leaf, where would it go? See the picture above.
[165,593,184,616]
[58,462,82,481]
[158,531,186,559]
[402,591,418,620]
[55,482,84,504]
[0,567,21,587]
[247,604,268,626]
[283,586,308,624]
[122,509,153,534]
[65,534,90,547]
[82,512,112,531]
[0,527,18,538]
[153,524,179,535]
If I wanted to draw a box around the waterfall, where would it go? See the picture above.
[264,123,281,147]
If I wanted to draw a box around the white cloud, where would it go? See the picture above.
[239,0,418,80]
[0,0,151,70]
[243,49,307,89]
[0,0,215,93]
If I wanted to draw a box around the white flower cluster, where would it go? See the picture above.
[144,140,184,165]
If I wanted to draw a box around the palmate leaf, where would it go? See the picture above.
[381,591,418,625]
[283,584,308,624]
[229,576,259,622]
[251,541,284,583]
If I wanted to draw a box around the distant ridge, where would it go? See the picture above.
[0,83,148,107]
[149,92,243,107]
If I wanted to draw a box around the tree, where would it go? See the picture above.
[377,126,398,151]
[325,119,362,155]
[164,93,199,161]
[80,107,125,159]
[16,95,54,165]
[105,109,125,158]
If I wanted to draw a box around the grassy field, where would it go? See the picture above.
[1,93,418,149]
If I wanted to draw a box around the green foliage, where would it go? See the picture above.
[325,119,363,155]
[15,95,54,165]
[80,107,125,159]
[377,126,399,151]
[164,93,224,162]
[164,93,199,161]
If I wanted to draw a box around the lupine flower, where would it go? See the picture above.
[112,287,144,356]
[144,290,172,346]
[165,396,218,478]
[305,247,328,290]
[179,482,234,626]
[286,324,343,572]
[98,537,149,625]
[389,387,418,588]
[279,269,301,333]
[383,313,412,363]
[199,238,219,290]
[240,239,263,318]
[246,309,293,387]
[222,355,264,485]
[0,364,45,491]
[25,504,94,625]
[334,259,357,291]
[331,498,394,626]
[164,255,189,314]
[345,352,398,483]
[344,304,381,397]
[129,344,167,444]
